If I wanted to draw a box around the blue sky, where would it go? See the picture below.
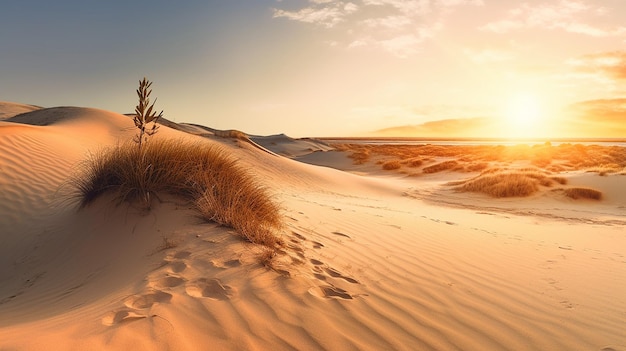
[1,1,626,137]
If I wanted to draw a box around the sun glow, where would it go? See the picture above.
[502,93,544,139]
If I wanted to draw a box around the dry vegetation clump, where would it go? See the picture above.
[454,173,538,197]
[213,129,248,140]
[333,144,372,164]
[382,159,402,170]
[466,162,489,172]
[586,164,624,176]
[422,160,459,174]
[133,78,163,149]
[349,150,371,165]
[564,187,602,200]
[72,139,283,248]
[401,157,424,167]
[332,142,625,172]
[451,169,558,197]
[194,160,283,247]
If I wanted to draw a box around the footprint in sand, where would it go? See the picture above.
[292,232,306,241]
[331,231,351,239]
[310,259,324,266]
[311,241,324,249]
[151,275,185,289]
[324,267,359,284]
[308,286,353,300]
[174,251,191,259]
[124,290,172,309]
[210,258,242,269]
[102,309,147,326]
[185,278,234,300]
[169,260,187,273]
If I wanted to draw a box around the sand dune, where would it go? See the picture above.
[0,101,41,120]
[1,102,625,350]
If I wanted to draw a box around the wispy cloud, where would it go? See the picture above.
[272,1,358,28]
[273,0,483,57]
[481,0,626,37]
[566,98,626,137]
[567,51,626,80]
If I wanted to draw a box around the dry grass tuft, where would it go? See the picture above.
[451,169,558,197]
[257,247,278,268]
[71,139,283,248]
[382,160,402,170]
[194,165,283,247]
[564,187,602,200]
[332,142,626,174]
[454,172,539,197]
[466,162,489,172]
[423,160,459,174]
[402,157,424,167]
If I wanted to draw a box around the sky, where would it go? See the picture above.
[1,0,625,138]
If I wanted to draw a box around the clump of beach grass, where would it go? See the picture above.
[423,160,459,174]
[71,138,283,249]
[382,159,402,170]
[450,169,558,198]
[564,187,602,200]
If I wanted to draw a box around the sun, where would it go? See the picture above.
[502,93,544,139]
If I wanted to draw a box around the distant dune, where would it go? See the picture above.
[1,101,625,350]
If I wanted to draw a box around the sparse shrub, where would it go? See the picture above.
[532,157,552,168]
[454,173,539,197]
[539,178,553,187]
[350,150,370,165]
[382,160,402,170]
[423,160,459,174]
[133,77,163,149]
[71,139,283,248]
[564,188,602,200]
[465,162,487,172]
[402,158,423,167]
[257,247,278,268]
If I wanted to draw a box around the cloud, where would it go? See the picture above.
[273,0,483,57]
[481,0,626,37]
[372,117,494,137]
[566,98,626,137]
[566,51,626,80]
[569,98,626,123]
[272,1,358,28]
[362,0,431,16]
[362,15,412,29]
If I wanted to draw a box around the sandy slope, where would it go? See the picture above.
[0,102,625,350]
[0,101,41,120]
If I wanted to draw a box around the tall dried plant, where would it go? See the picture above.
[134,77,163,149]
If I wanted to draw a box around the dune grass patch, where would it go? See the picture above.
[71,139,283,248]
[450,169,560,198]
[453,173,539,197]
[564,187,602,200]
[332,142,626,174]
[422,160,459,174]
[382,159,402,170]
[401,157,424,167]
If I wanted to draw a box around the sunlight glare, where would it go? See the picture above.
[503,93,543,138]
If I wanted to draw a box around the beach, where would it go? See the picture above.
[1,102,625,350]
